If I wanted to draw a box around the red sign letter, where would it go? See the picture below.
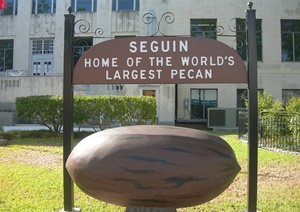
[0,0,5,10]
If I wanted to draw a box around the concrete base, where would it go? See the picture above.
[0,111,17,126]
[125,207,177,212]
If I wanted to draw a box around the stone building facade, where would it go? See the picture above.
[0,0,300,126]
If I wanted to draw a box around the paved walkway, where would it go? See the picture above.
[3,124,95,132]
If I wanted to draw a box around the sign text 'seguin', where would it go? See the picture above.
[72,37,247,84]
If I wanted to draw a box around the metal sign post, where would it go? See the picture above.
[246,2,258,212]
[63,8,75,212]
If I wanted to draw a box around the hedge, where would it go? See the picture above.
[15,95,63,132]
[15,95,156,132]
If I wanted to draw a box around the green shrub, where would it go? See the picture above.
[244,91,300,150]
[16,95,157,132]
[76,95,157,130]
[0,130,94,140]
[258,91,283,114]
[286,96,300,113]
[118,96,157,126]
[87,95,120,131]
[15,95,63,132]
[258,92,286,141]
[285,96,300,141]
[73,95,90,130]
[245,90,283,113]
[245,91,285,140]
[0,130,61,140]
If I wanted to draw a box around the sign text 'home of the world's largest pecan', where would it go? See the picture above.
[72,37,247,84]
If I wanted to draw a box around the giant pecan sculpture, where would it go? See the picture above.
[66,125,240,208]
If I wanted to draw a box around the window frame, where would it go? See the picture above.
[112,0,139,11]
[190,19,217,40]
[282,89,300,105]
[236,89,248,108]
[32,0,56,14]
[72,0,97,13]
[0,0,18,15]
[281,20,300,62]
[32,39,54,55]
[190,88,218,120]
[236,89,264,108]
[0,39,14,72]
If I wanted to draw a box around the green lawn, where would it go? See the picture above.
[0,133,299,211]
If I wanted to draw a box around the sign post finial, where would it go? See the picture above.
[68,7,72,14]
[248,2,253,10]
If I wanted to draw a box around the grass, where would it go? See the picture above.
[0,132,299,211]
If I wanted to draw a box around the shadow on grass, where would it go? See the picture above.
[0,130,94,147]
[203,129,239,137]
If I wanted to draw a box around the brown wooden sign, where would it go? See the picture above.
[73,37,247,84]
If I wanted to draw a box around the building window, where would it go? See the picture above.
[237,89,248,108]
[0,40,14,72]
[282,89,300,105]
[0,0,18,15]
[31,40,54,76]
[115,35,136,39]
[236,19,262,61]
[32,40,54,55]
[236,89,264,108]
[190,19,217,40]
[107,84,124,91]
[74,37,93,66]
[281,20,300,62]
[112,0,139,11]
[190,89,218,120]
[32,0,56,14]
[72,0,97,12]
